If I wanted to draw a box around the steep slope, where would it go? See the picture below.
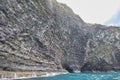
[82,25,120,72]
[0,0,120,72]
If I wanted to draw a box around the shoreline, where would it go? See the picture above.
[0,71,68,80]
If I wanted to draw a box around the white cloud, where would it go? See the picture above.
[57,0,120,24]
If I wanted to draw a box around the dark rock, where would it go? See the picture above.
[0,0,120,72]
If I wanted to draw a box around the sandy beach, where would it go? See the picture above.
[0,71,68,80]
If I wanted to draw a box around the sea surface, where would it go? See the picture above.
[23,72,120,80]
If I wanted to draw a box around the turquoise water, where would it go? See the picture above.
[23,72,120,80]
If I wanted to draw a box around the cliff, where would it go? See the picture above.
[0,0,120,73]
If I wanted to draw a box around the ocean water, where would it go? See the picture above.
[24,72,120,80]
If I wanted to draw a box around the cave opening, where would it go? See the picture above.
[62,63,74,73]
[80,62,93,72]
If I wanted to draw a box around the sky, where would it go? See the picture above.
[105,11,120,26]
[57,0,120,26]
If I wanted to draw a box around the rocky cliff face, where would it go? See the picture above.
[0,0,120,72]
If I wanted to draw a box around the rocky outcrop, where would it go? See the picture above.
[0,0,120,73]
[82,26,120,72]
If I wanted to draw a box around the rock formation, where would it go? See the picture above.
[0,0,120,72]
